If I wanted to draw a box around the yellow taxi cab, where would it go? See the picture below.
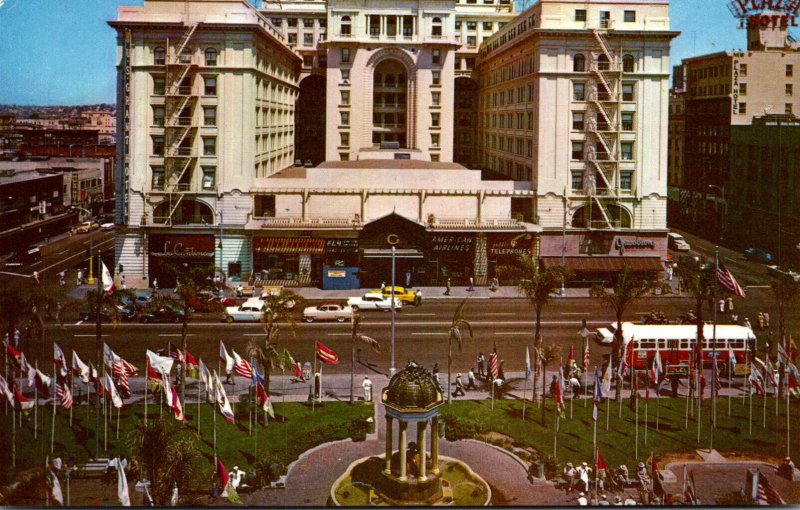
[369,286,421,306]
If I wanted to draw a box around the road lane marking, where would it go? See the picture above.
[493,332,531,335]
[486,312,515,316]
[0,271,28,277]
[745,285,769,289]
[405,313,436,316]
[75,320,84,325]
[561,312,590,315]
[58,319,611,328]
[411,332,448,336]
[327,333,351,336]
[39,238,114,274]
[58,250,69,255]
[243,333,267,337]
[158,334,196,337]
[75,334,109,337]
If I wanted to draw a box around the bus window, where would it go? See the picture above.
[657,339,666,349]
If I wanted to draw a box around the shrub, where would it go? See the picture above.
[542,455,559,479]
[348,419,370,442]
[252,457,286,487]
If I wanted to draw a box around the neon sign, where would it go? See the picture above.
[728,0,800,28]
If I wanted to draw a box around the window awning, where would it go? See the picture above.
[541,256,664,273]
[362,248,424,259]
[253,237,325,255]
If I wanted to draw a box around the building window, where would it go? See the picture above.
[205,48,218,66]
[153,75,165,95]
[622,54,635,73]
[340,111,349,126]
[340,152,350,161]
[431,133,440,147]
[179,49,192,64]
[340,16,351,36]
[432,49,441,64]
[787,64,794,77]
[467,21,477,30]
[203,137,216,156]
[624,10,636,22]
[152,166,165,189]
[204,107,216,126]
[620,171,633,189]
[340,132,349,146]
[740,83,747,96]
[786,84,793,96]
[288,33,297,44]
[740,63,747,76]
[622,83,634,101]
[431,154,440,162]
[304,33,314,46]
[432,17,443,37]
[303,18,314,28]
[254,195,276,217]
[341,90,350,105]
[152,136,164,156]
[467,36,476,46]
[432,91,440,105]
[152,106,165,127]
[786,103,793,114]
[573,82,585,101]
[572,112,584,130]
[431,112,440,127]
[573,54,586,72]
[288,18,297,27]
[204,76,217,96]
[154,47,166,65]
[319,55,327,68]
[571,141,584,160]
[341,48,350,63]
[271,18,282,27]
[571,171,583,191]
[432,71,441,85]
[575,9,587,21]
[202,166,216,189]
[621,112,634,131]
[483,22,493,30]
[455,21,461,30]
[342,69,350,82]
[621,142,633,160]
[739,102,746,114]
[600,11,611,28]
[303,55,314,67]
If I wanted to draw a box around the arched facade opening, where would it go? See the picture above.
[454,77,479,167]
[573,53,586,72]
[571,203,632,229]
[295,74,327,165]
[431,17,442,37]
[597,53,610,71]
[622,54,635,73]
[153,198,214,225]
[340,16,351,36]
[372,59,408,147]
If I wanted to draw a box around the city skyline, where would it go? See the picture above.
[0,0,776,106]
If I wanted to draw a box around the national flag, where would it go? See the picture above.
[699,372,706,399]
[146,350,174,381]
[489,346,499,381]
[251,359,266,388]
[787,368,800,398]
[315,341,339,365]
[103,374,123,408]
[48,466,64,505]
[756,472,786,505]
[728,347,737,374]
[618,338,633,378]
[14,385,34,411]
[778,343,788,366]
[213,372,235,423]
[169,343,185,363]
[35,369,52,398]
[72,351,90,384]
[789,337,799,363]
[216,459,241,504]
[232,350,252,379]
[114,363,131,399]
[256,381,275,418]
[56,380,73,409]
[185,349,199,378]
[25,362,36,389]
[168,381,186,422]
[749,363,765,396]
[683,465,699,505]
[146,360,164,383]
[567,345,575,367]
[20,352,30,377]
[90,362,104,398]
[117,457,131,506]
[717,261,746,298]
[650,347,662,385]
[6,343,21,369]
[596,449,607,472]
[199,358,213,400]
[712,357,721,394]
[524,346,531,380]
[219,341,234,375]
[554,368,565,417]
[652,455,664,497]
[582,345,590,372]
[601,358,612,395]
[101,261,115,296]
[104,344,138,376]
[0,374,13,406]
[285,350,304,380]
[53,343,68,378]
[593,368,604,421]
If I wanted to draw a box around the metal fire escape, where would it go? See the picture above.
[584,28,622,230]
[160,23,199,225]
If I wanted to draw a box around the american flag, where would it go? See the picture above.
[756,472,786,505]
[169,342,185,363]
[113,363,131,399]
[56,380,73,409]
[683,466,699,505]
[717,262,746,298]
[582,345,590,372]
[713,357,721,394]
[489,349,499,381]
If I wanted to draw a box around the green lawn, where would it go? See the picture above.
[440,395,800,471]
[0,397,372,483]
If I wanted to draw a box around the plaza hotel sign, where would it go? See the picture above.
[728,0,800,29]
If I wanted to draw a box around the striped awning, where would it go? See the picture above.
[253,237,325,255]
[541,256,664,273]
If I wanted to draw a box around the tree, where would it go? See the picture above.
[513,255,571,403]
[676,255,716,379]
[538,344,560,425]
[349,314,380,404]
[772,273,800,397]
[446,299,473,404]
[247,290,302,396]
[590,266,666,400]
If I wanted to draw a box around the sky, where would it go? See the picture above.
[0,0,776,106]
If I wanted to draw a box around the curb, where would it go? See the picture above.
[460,438,534,476]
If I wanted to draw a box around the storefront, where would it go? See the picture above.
[148,234,215,288]
[487,233,535,280]
[427,234,476,286]
[252,237,325,285]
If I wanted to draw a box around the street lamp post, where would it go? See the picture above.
[390,246,396,377]
[72,206,96,284]
[707,184,725,243]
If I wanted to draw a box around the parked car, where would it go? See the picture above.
[223,300,267,323]
[139,305,188,323]
[235,285,257,297]
[744,247,774,264]
[302,303,352,323]
[100,222,115,231]
[369,286,422,306]
[80,304,137,322]
[767,265,800,282]
[347,293,402,312]
[188,291,237,313]
[132,290,155,309]
[667,232,691,252]
[75,221,100,234]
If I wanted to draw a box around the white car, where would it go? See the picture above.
[100,222,115,231]
[223,300,266,323]
[302,303,352,323]
[347,293,402,312]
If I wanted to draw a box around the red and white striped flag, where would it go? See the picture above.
[756,472,786,505]
[749,363,765,396]
[56,380,73,409]
[232,350,253,378]
[169,343,185,363]
[489,345,499,380]
[717,262,746,298]
[713,357,722,394]
[53,343,68,378]
[315,341,339,365]
[582,345,590,372]
[285,350,304,380]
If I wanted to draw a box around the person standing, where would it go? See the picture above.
[32,271,40,285]
[467,275,475,291]
[120,273,126,290]
[77,269,83,286]
[381,281,386,291]
[452,373,466,397]
[153,277,159,291]
[764,311,770,329]
[362,376,373,402]
[405,270,412,288]
[743,317,752,330]
[477,352,485,379]
[577,462,592,492]
[726,296,734,313]
[563,463,577,493]
[443,277,451,296]
[466,368,478,390]
[432,363,440,386]
[666,264,673,281]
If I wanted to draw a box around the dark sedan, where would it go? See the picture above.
[139,305,189,323]
[80,304,137,322]
[744,248,774,264]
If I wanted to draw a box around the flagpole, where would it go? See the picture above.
[728,359,732,416]
[248,385,252,437]
[696,357,701,444]
[606,358,611,432]
[312,347,317,413]
[554,412,559,459]
[786,386,790,457]
[34,360,38,440]
[644,386,648,446]
[51,359,56,454]
[103,367,108,453]
[69,372,73,427]
[213,371,218,468]
[763,384,767,428]
[144,365,148,427]
[197,379,201,434]
[116,403,120,439]
[593,411,597,459]
[160,378,163,419]
[749,369,753,435]
[712,249,719,446]
[635,372,639,460]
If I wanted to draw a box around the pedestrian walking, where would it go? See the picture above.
[77,269,83,286]
[120,273,126,290]
[432,362,440,386]
[443,277,451,296]
[731,312,739,324]
[13,328,20,348]
[763,311,770,329]
[381,281,386,291]
[452,373,466,397]
[719,299,726,313]
[577,462,592,492]
[466,368,478,390]
[59,271,66,287]
[726,296,734,312]
[563,462,577,493]
[153,277,158,291]
[743,317,752,330]
[362,376,373,402]
[666,264,673,281]
[467,275,475,291]
[32,271,40,285]
[477,352,485,379]
[405,270,412,289]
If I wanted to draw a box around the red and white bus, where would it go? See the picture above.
[595,322,757,376]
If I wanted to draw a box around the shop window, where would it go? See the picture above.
[202,166,216,189]
[254,195,276,217]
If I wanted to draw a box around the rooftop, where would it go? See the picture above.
[318,160,467,170]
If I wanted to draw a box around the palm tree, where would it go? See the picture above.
[772,273,800,397]
[446,299,473,404]
[676,255,715,381]
[539,344,560,425]
[349,314,380,404]
[512,255,571,402]
[247,290,302,396]
[590,266,665,401]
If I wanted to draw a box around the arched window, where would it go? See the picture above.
[622,54,635,73]
[571,203,631,229]
[373,59,408,147]
[153,199,214,225]
[573,53,586,72]
[340,16,351,36]
[432,17,442,37]
[205,48,218,66]
[597,54,610,71]
[154,47,166,66]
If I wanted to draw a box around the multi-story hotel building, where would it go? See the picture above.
[111,0,676,288]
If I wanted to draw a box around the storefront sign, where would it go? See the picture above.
[327,269,346,278]
[488,233,533,257]
[149,235,214,258]
[732,58,740,114]
[614,237,655,251]
[71,173,78,204]
[430,235,474,254]
[253,237,325,255]
[325,239,359,254]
